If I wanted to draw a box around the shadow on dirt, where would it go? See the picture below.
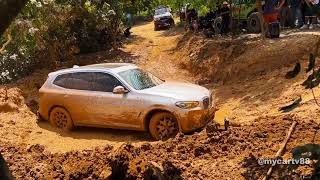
[240,120,320,179]
[123,34,147,46]
[158,25,184,37]
[76,48,140,66]
[241,144,320,179]
[37,120,153,143]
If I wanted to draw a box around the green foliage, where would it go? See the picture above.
[0,0,258,84]
[0,0,126,84]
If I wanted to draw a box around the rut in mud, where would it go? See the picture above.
[0,21,320,179]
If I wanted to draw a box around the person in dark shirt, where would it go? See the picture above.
[185,4,198,31]
[300,0,320,29]
[289,0,303,27]
[280,0,291,27]
[220,1,231,34]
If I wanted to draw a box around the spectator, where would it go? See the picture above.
[289,0,303,27]
[263,0,285,36]
[280,0,291,28]
[185,8,198,31]
[125,13,133,27]
[300,0,319,29]
[220,1,231,34]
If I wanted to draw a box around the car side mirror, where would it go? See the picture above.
[113,86,128,94]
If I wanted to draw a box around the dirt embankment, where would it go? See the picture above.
[177,33,319,84]
[173,32,320,126]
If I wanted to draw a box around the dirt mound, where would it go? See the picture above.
[0,102,18,113]
[176,33,319,84]
[0,87,24,106]
[0,87,25,113]
[1,116,319,179]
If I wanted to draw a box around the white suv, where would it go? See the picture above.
[38,63,216,140]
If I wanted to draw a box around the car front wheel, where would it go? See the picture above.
[49,107,74,131]
[149,112,179,140]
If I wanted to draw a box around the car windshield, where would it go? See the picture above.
[155,8,168,15]
[118,68,164,90]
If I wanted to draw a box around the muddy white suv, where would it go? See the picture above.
[38,63,215,140]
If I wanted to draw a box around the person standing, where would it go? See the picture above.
[289,0,304,27]
[300,0,319,29]
[263,0,285,36]
[125,12,133,27]
[220,1,231,34]
[280,0,291,28]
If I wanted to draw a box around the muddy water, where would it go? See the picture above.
[214,105,232,124]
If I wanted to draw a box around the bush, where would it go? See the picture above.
[0,0,124,84]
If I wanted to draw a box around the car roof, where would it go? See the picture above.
[48,63,138,76]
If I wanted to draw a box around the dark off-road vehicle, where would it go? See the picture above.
[154,7,175,31]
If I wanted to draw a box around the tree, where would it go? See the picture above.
[0,0,28,36]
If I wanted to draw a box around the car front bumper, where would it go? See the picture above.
[154,19,172,27]
[177,106,216,133]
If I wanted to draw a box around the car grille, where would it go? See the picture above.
[203,97,210,109]
[160,17,170,21]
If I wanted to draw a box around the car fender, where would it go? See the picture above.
[143,105,183,132]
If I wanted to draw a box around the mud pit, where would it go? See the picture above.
[1,22,320,179]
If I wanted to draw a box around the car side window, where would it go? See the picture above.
[53,72,92,91]
[91,72,123,92]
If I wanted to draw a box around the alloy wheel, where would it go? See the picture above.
[156,116,178,139]
[53,111,68,129]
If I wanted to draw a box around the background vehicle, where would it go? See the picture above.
[154,6,175,31]
[38,63,215,140]
[182,0,265,34]
[230,0,262,33]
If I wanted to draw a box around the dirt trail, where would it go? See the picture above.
[1,22,319,153]
[124,22,195,82]
[0,22,192,153]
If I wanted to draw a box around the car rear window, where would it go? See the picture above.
[53,72,92,91]
[53,72,123,92]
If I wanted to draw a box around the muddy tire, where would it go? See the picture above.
[170,19,175,27]
[213,17,222,34]
[248,12,261,33]
[154,25,159,31]
[49,107,74,131]
[149,112,179,140]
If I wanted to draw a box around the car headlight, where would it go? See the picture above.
[175,101,199,109]
[154,17,160,21]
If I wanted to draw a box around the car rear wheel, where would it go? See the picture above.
[213,17,222,34]
[149,112,179,140]
[248,12,261,33]
[154,25,159,31]
[170,19,175,27]
[49,107,74,131]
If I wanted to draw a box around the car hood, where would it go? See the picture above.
[154,12,172,19]
[140,81,210,101]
